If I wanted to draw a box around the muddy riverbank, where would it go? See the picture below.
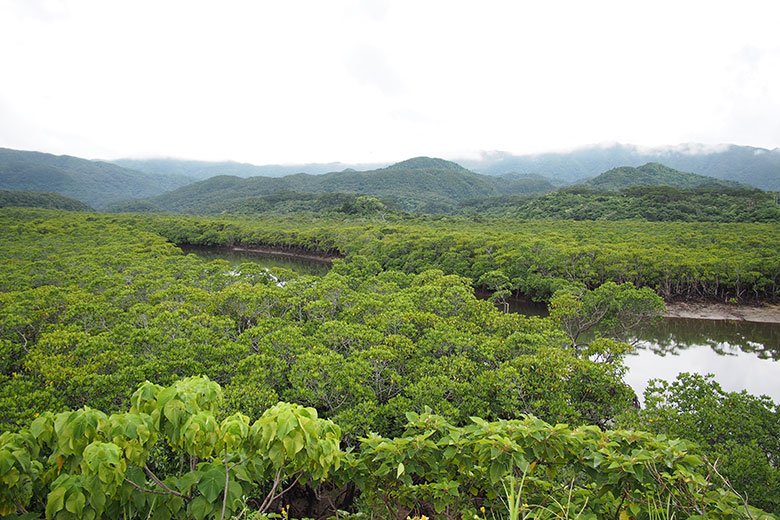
[665,302,780,324]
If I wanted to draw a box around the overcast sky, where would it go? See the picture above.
[1,0,779,164]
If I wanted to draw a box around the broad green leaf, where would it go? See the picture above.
[64,491,85,516]
[196,466,225,503]
[45,486,66,519]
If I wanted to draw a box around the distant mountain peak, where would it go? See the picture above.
[385,157,470,172]
[585,162,746,190]
[458,142,779,191]
[635,162,679,173]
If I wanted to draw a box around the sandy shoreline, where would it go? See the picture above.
[665,302,780,324]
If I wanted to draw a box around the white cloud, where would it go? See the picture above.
[632,143,734,156]
[346,44,405,96]
[0,0,779,163]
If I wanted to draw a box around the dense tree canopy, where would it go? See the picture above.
[0,208,777,518]
[460,185,780,222]
[119,213,780,302]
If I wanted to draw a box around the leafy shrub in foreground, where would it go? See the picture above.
[1,377,774,519]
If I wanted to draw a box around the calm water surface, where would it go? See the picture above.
[179,245,331,276]
[183,245,780,402]
[503,297,779,402]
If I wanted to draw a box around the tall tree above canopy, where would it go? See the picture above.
[549,282,666,350]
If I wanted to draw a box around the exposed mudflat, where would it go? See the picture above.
[665,302,780,324]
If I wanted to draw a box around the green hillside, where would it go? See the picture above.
[146,157,554,214]
[460,163,778,222]
[498,172,558,193]
[0,148,193,208]
[115,144,780,191]
[463,143,780,190]
[582,162,745,190]
[0,189,93,211]
[463,186,780,222]
[135,158,777,222]
[317,157,502,211]
[143,173,317,213]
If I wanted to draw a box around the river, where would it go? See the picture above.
[179,244,332,276]
[181,245,780,403]
[495,295,779,402]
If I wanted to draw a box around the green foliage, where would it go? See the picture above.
[620,373,780,513]
[1,379,774,519]
[0,208,777,517]
[469,185,780,223]
[350,410,776,519]
[1,209,642,437]
[549,282,666,349]
[0,429,43,516]
[1,377,343,520]
[339,195,387,216]
[121,212,780,302]
[250,402,342,482]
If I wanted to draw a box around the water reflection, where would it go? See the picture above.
[179,244,332,276]
[475,291,549,317]
[631,317,780,360]
[626,318,780,402]
[492,296,780,402]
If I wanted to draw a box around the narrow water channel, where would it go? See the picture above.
[181,245,780,403]
[496,297,780,402]
[179,244,332,276]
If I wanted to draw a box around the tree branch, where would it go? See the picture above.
[144,464,185,498]
[259,467,283,513]
[124,477,168,496]
[220,451,230,520]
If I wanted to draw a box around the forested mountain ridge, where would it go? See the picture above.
[142,173,328,214]
[314,157,503,210]
[461,143,780,190]
[461,163,777,222]
[0,148,193,208]
[384,156,472,171]
[113,157,389,180]
[581,162,747,190]
[145,156,556,213]
[114,143,780,191]
[0,189,93,211]
[3,147,775,216]
[141,156,775,222]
